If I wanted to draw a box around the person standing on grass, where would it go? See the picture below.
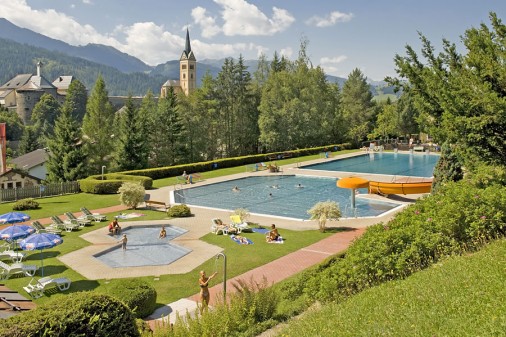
[199,270,217,314]
[118,234,127,250]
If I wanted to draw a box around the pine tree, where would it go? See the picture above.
[115,95,147,170]
[30,93,60,148]
[82,75,115,174]
[45,107,87,182]
[18,126,40,154]
[62,79,88,122]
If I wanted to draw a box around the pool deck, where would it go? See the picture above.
[53,151,427,327]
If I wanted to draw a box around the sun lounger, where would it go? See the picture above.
[64,212,92,227]
[23,276,72,299]
[51,216,79,232]
[31,221,62,235]
[80,207,107,222]
[230,215,252,233]
[0,261,38,280]
[0,250,26,263]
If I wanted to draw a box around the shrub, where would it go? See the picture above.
[102,278,157,318]
[167,204,191,217]
[12,198,39,211]
[79,173,152,194]
[0,292,140,336]
[118,182,146,209]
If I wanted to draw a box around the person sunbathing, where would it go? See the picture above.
[234,235,251,244]
[266,224,280,242]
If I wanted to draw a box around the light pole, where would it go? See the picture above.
[216,252,227,301]
[101,166,106,180]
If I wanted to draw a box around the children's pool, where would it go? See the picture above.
[174,175,400,219]
[301,152,439,177]
[94,225,191,268]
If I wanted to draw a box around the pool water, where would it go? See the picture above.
[174,175,400,219]
[94,225,191,268]
[301,152,439,177]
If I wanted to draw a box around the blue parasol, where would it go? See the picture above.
[19,233,63,276]
[0,212,30,224]
[0,225,35,240]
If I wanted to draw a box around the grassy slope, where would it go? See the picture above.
[279,239,506,336]
[1,152,354,306]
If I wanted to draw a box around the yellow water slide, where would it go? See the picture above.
[368,180,432,195]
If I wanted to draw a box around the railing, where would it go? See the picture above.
[0,181,80,203]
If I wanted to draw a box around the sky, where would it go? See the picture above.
[1,0,506,81]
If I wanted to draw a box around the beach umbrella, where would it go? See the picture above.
[19,233,63,276]
[0,212,30,224]
[0,225,35,240]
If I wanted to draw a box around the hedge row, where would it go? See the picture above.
[119,143,352,180]
[79,173,153,194]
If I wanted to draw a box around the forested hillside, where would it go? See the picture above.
[0,38,166,96]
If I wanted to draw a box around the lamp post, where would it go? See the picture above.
[101,166,106,180]
[216,252,227,301]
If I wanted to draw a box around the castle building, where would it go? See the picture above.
[161,28,196,97]
[0,61,73,124]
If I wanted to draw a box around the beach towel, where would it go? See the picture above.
[268,237,284,244]
[252,228,269,234]
[116,213,146,219]
[230,235,253,245]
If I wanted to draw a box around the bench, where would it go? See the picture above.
[413,146,425,152]
[145,200,170,211]
[282,152,293,159]
[176,172,202,184]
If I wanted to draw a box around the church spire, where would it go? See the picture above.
[184,28,192,57]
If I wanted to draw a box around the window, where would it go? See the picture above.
[6,182,13,189]
[191,74,193,79]
[15,182,22,188]
[190,65,194,70]
[182,65,187,69]
[183,74,186,79]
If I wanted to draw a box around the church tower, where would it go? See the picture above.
[179,28,196,96]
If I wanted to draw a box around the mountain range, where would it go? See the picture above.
[0,18,394,97]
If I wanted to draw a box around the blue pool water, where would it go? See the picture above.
[301,152,439,177]
[94,225,191,268]
[174,175,400,219]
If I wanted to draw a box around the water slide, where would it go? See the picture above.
[368,180,432,195]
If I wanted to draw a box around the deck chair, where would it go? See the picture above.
[0,261,38,280]
[0,249,26,263]
[80,207,107,222]
[51,216,79,232]
[32,221,62,235]
[210,219,237,235]
[23,276,71,299]
[229,215,251,233]
[64,212,92,227]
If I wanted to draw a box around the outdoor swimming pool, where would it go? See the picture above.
[94,225,191,268]
[174,175,400,219]
[301,152,439,177]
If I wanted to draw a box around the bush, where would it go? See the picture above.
[79,174,152,194]
[0,292,140,336]
[118,182,146,209]
[103,278,157,318]
[167,204,191,217]
[12,198,39,211]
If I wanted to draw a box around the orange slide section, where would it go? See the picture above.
[369,181,432,195]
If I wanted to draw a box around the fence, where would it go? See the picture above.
[0,181,80,203]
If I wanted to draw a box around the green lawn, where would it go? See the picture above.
[1,151,355,306]
[278,238,506,336]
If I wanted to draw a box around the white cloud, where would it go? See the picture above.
[320,55,347,64]
[306,11,353,28]
[279,47,293,59]
[82,0,92,4]
[203,0,295,36]
[192,6,221,38]
[0,0,268,66]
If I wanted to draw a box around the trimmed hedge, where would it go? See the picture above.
[0,292,140,336]
[167,204,191,217]
[102,278,157,318]
[120,143,352,180]
[12,198,39,210]
[79,173,153,194]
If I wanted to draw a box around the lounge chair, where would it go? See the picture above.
[0,261,38,280]
[211,219,238,235]
[50,216,79,232]
[23,276,71,299]
[32,221,62,235]
[64,212,92,227]
[80,207,107,222]
[0,249,26,263]
[229,215,252,233]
